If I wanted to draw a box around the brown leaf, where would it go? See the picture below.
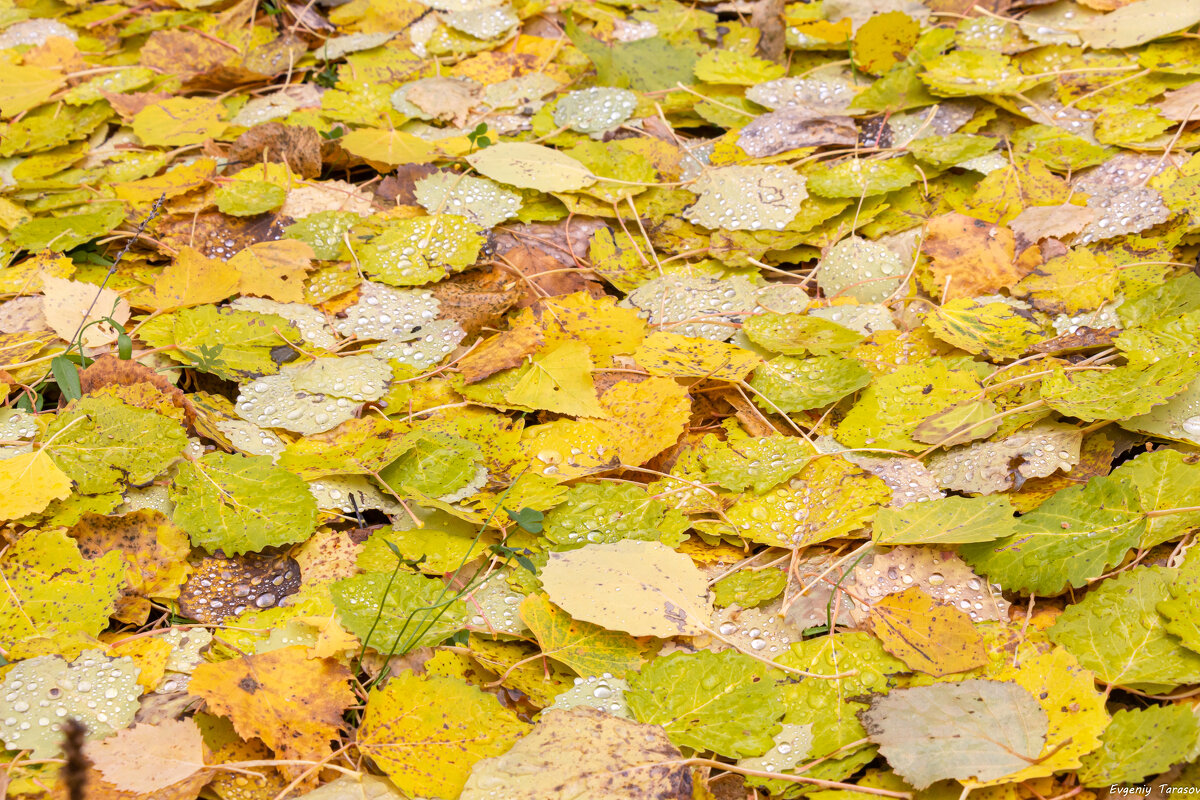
[1031,326,1119,355]
[154,212,291,261]
[178,551,302,623]
[86,719,209,795]
[458,325,544,384]
[1008,203,1094,249]
[80,354,196,427]
[228,122,323,179]
[377,164,440,205]
[1158,82,1200,122]
[429,265,521,336]
[738,110,858,158]
[139,30,234,81]
[499,244,604,305]
[751,0,786,62]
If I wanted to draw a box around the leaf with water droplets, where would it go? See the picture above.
[40,396,187,494]
[627,649,785,758]
[0,650,140,757]
[331,570,468,653]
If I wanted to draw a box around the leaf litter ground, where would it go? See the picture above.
[2,0,1200,797]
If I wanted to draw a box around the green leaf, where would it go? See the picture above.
[378,431,481,498]
[1157,549,1200,654]
[360,215,485,286]
[920,49,1045,97]
[42,396,187,494]
[702,432,815,493]
[960,477,1144,595]
[836,358,986,452]
[50,355,81,401]
[542,482,690,549]
[1041,356,1200,422]
[743,313,862,356]
[10,203,124,252]
[1111,448,1200,548]
[213,180,286,216]
[805,155,922,198]
[1078,705,1200,787]
[627,649,784,758]
[331,570,467,653]
[1049,566,1200,692]
[749,355,872,413]
[777,632,907,744]
[170,452,318,555]
[873,495,1017,545]
[0,529,124,655]
[520,594,647,678]
[712,569,786,609]
[564,15,698,91]
[136,305,302,381]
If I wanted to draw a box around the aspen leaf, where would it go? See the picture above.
[466,143,595,192]
[190,647,354,763]
[862,681,1049,789]
[0,448,72,520]
[87,718,209,794]
[540,540,711,638]
[358,672,530,799]
[462,707,690,800]
[868,587,987,676]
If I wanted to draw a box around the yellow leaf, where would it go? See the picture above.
[228,239,315,303]
[132,97,226,147]
[516,292,647,357]
[590,377,691,466]
[869,587,988,677]
[358,671,530,799]
[112,158,216,208]
[70,510,191,624]
[504,340,606,417]
[0,449,72,520]
[189,647,354,765]
[339,127,438,167]
[148,246,240,310]
[634,331,760,381]
[107,635,173,691]
[975,646,1110,784]
[0,66,64,119]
